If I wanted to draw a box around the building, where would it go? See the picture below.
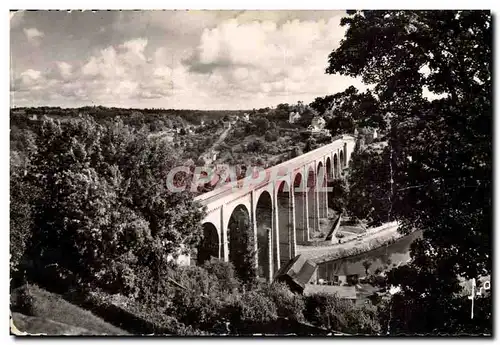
[242,113,250,121]
[274,255,318,294]
[310,116,326,132]
[289,111,301,124]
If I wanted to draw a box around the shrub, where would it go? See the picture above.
[247,139,266,153]
[170,287,224,331]
[21,116,205,296]
[226,290,278,331]
[264,130,279,142]
[202,259,241,293]
[263,282,305,322]
[303,293,380,334]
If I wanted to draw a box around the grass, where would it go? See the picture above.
[10,284,128,335]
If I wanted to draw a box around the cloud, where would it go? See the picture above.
[10,11,364,109]
[57,62,72,79]
[23,27,44,44]
[10,11,24,29]
[182,17,362,104]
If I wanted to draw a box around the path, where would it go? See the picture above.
[297,221,401,262]
[199,122,232,163]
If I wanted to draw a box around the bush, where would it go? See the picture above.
[264,130,279,142]
[202,259,241,293]
[263,283,305,322]
[20,116,205,296]
[225,290,278,332]
[303,293,380,334]
[247,139,266,153]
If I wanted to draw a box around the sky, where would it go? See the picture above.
[10,10,368,110]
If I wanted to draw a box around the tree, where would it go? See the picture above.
[347,146,392,226]
[325,114,355,137]
[327,10,491,334]
[253,117,270,131]
[274,103,290,120]
[22,116,206,295]
[319,86,385,136]
[362,260,372,276]
[310,95,336,115]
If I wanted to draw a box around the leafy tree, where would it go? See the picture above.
[347,146,392,226]
[329,178,349,214]
[325,114,355,136]
[314,86,384,135]
[327,10,491,334]
[246,138,266,153]
[264,130,278,142]
[297,107,316,127]
[290,146,303,158]
[254,117,270,131]
[22,116,205,295]
[274,103,290,120]
[227,208,257,286]
[310,94,337,115]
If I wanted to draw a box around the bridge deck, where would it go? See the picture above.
[194,135,354,207]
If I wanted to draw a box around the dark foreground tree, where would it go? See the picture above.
[327,10,491,334]
[18,116,205,296]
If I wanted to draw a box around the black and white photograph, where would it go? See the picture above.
[8,8,492,337]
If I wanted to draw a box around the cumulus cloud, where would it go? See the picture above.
[183,17,361,104]
[10,11,365,109]
[23,27,44,44]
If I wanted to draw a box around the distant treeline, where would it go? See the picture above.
[11,106,251,129]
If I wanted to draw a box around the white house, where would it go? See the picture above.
[289,111,301,124]
[310,116,326,132]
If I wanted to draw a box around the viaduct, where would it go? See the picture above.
[192,135,356,281]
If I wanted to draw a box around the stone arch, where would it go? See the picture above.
[317,161,328,219]
[293,172,307,244]
[307,166,317,239]
[256,190,273,280]
[277,180,292,267]
[227,204,254,282]
[197,222,219,265]
[326,156,332,181]
[343,142,348,167]
[333,153,339,178]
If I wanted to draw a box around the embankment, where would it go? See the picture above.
[297,222,404,263]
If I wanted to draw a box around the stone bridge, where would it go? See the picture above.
[193,135,356,281]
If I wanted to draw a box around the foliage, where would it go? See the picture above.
[347,146,392,226]
[202,258,241,293]
[228,208,257,286]
[304,293,381,334]
[264,130,279,142]
[17,116,205,296]
[226,290,278,327]
[304,137,318,153]
[328,178,349,213]
[327,10,491,334]
[10,165,38,279]
[262,282,305,322]
[253,117,270,131]
[246,138,267,153]
[290,146,303,158]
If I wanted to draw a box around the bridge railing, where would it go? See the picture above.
[194,135,355,203]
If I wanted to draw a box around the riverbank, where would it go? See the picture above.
[297,221,403,263]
